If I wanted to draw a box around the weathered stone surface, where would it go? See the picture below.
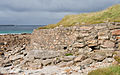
[28,62,43,70]
[102,58,115,63]
[74,55,87,62]
[42,59,53,66]
[73,43,85,48]
[95,25,106,30]
[112,30,120,36]
[27,50,61,59]
[101,40,115,48]
[86,40,98,47]
[78,47,92,53]
[9,55,24,61]
[100,48,115,51]
[79,58,94,66]
[78,33,89,37]
[91,52,106,61]
[61,56,75,62]
[58,61,74,67]
[98,31,109,36]
[105,51,113,57]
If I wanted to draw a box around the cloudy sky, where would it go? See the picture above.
[0,0,120,25]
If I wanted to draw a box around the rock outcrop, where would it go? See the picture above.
[0,22,120,75]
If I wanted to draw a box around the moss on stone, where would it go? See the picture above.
[65,53,73,56]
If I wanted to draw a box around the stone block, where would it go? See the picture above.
[112,30,120,36]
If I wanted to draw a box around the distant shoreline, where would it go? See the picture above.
[0,25,15,26]
[0,25,44,35]
[0,33,31,35]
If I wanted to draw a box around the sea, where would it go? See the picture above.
[0,25,45,34]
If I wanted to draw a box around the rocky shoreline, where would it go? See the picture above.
[0,22,120,75]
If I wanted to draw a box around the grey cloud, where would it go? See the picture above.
[0,0,120,12]
[0,0,120,24]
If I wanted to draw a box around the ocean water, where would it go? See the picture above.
[0,25,44,34]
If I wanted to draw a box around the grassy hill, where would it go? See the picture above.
[39,4,120,29]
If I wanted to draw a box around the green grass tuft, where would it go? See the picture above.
[38,4,120,29]
[65,53,73,56]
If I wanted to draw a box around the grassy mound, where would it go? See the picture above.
[88,65,120,75]
[38,4,120,29]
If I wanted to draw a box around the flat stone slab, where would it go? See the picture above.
[27,50,61,59]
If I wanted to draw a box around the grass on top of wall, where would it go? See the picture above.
[38,4,120,29]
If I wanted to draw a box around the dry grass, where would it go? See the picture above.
[88,65,120,75]
[38,4,120,29]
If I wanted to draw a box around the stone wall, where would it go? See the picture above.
[29,22,120,51]
[0,34,31,52]
[1,23,120,74]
